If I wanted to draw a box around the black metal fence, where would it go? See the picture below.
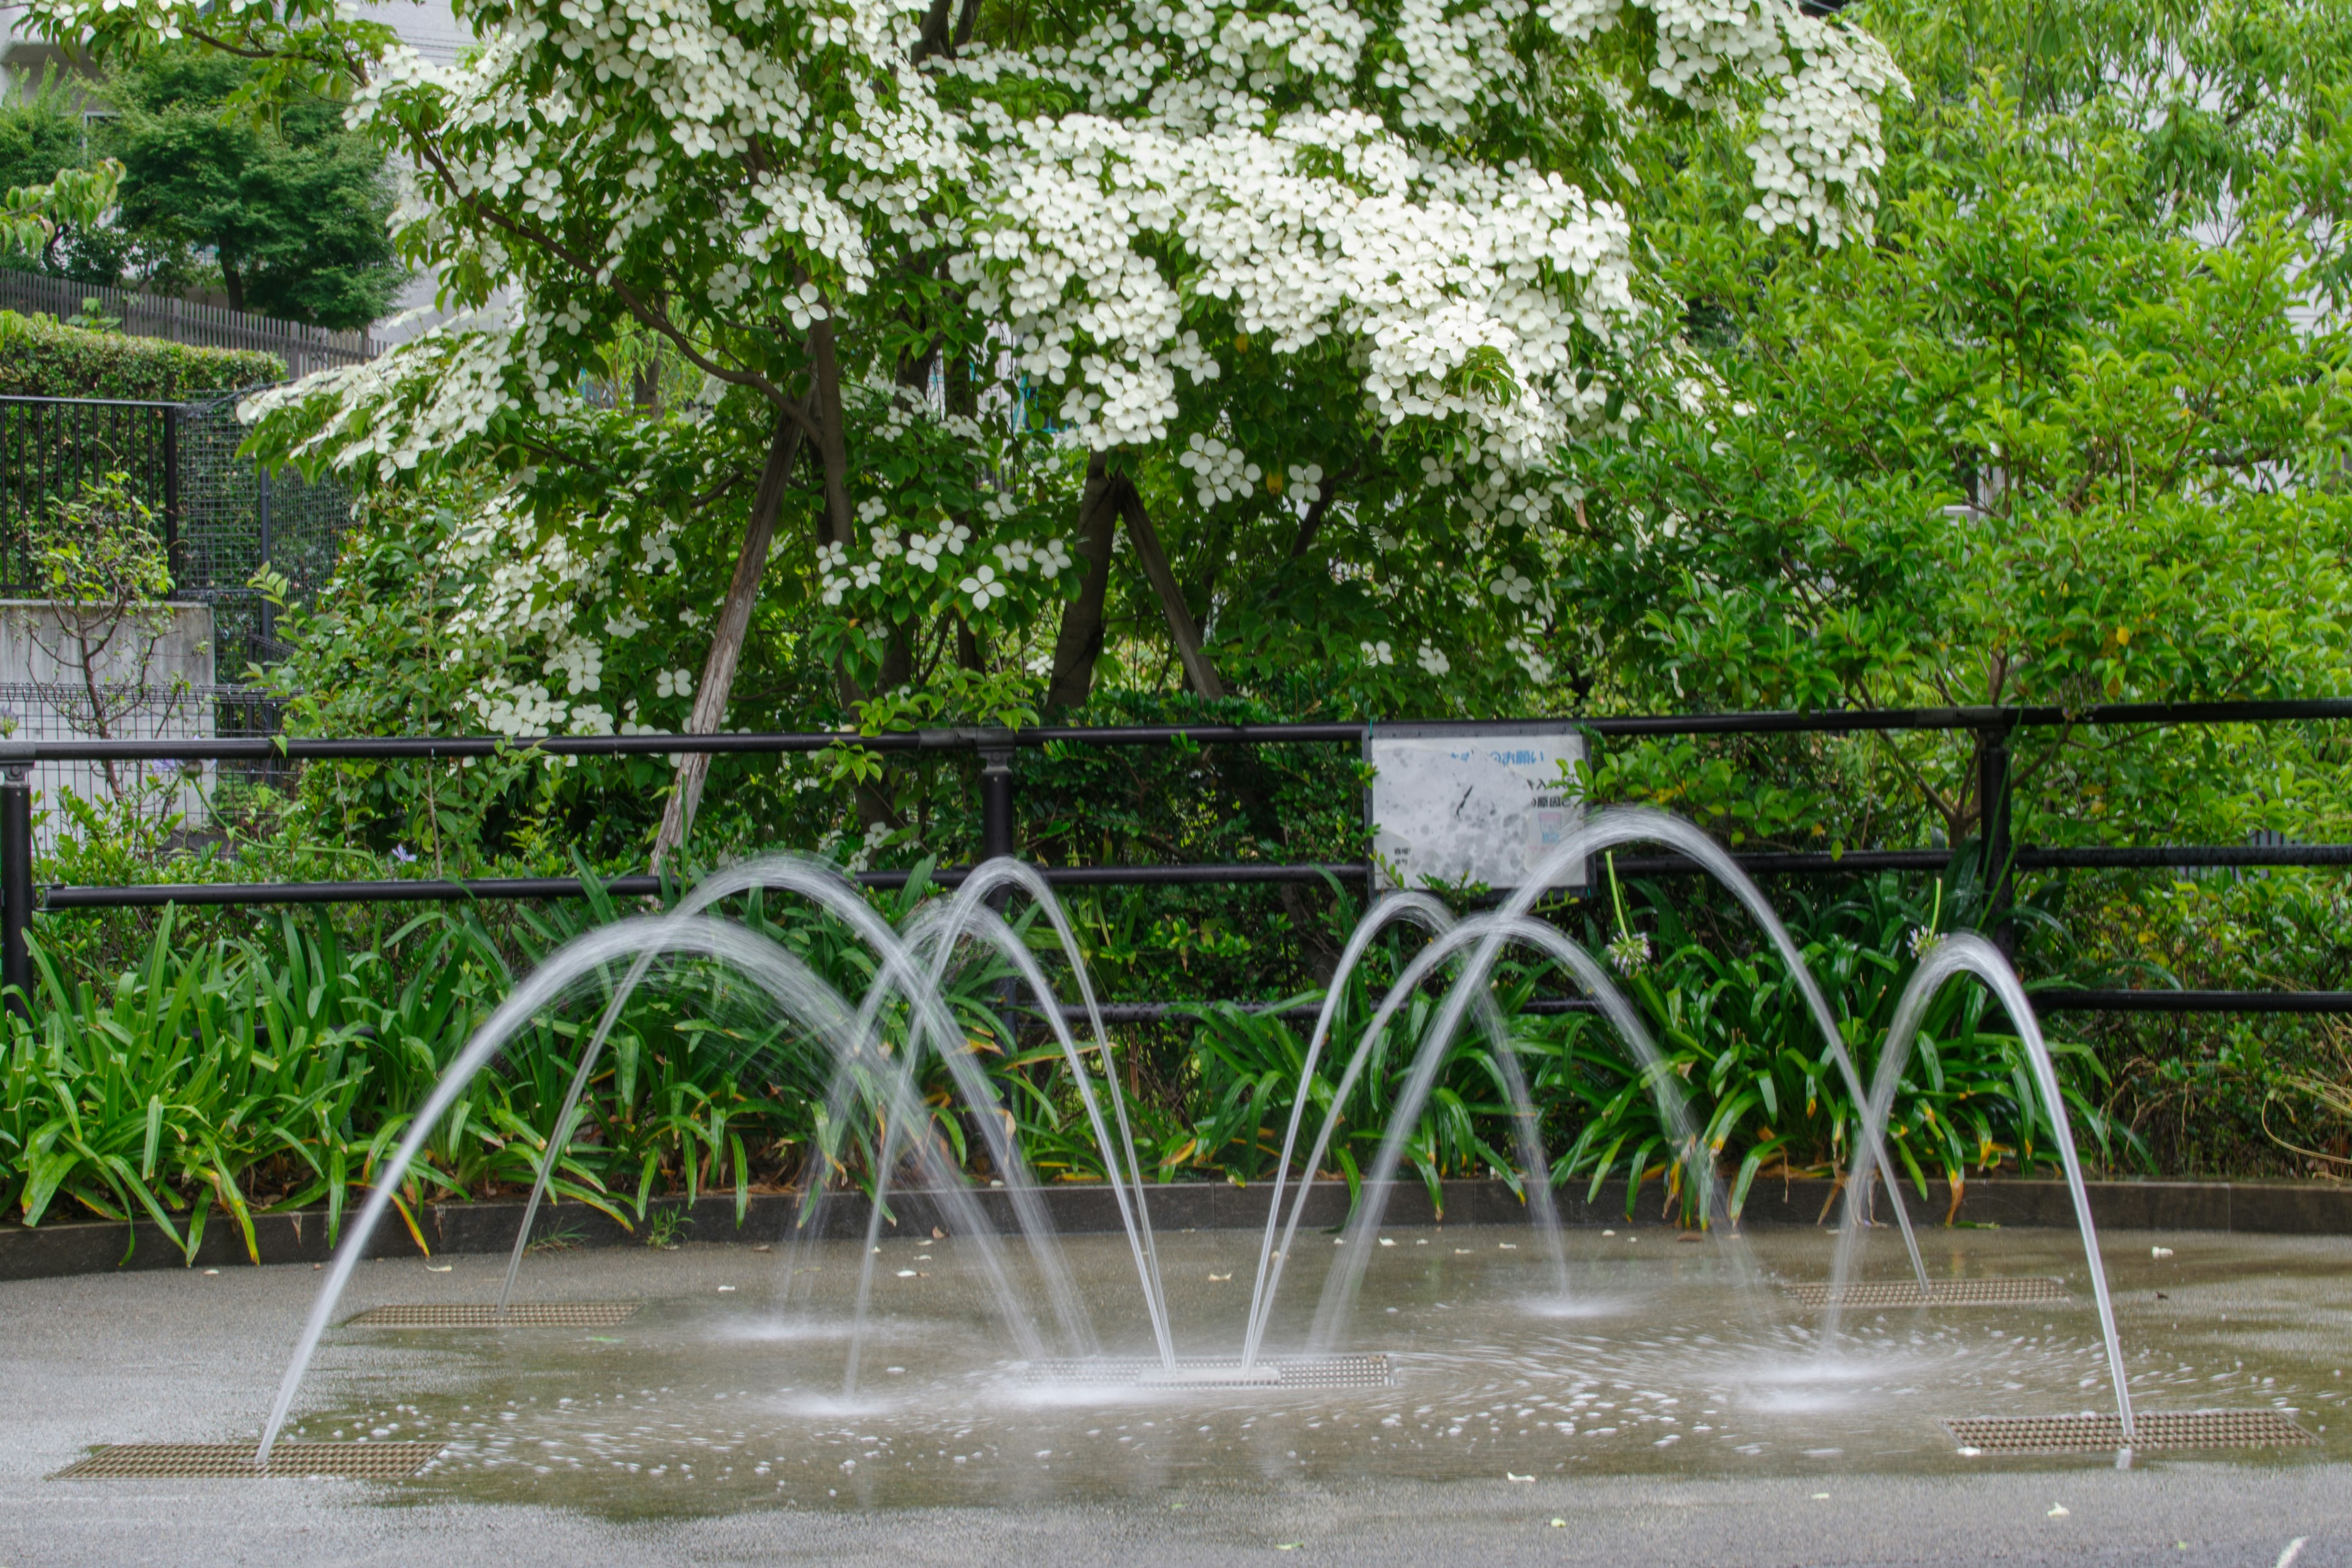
[0,390,353,674]
[0,395,178,585]
[0,696,2346,1020]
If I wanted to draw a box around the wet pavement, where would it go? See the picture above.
[6,1220,2352,1565]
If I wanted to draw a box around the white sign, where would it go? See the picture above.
[1367,723,1586,892]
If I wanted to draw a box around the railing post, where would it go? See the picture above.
[161,403,182,582]
[1,742,36,1022]
[978,728,1017,862]
[1977,720,2015,957]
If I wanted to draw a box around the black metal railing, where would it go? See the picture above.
[0,391,355,674]
[0,696,2347,1019]
[0,396,178,584]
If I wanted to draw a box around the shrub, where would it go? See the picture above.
[0,309,282,399]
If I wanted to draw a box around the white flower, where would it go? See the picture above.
[959,564,1008,608]
[1505,636,1555,684]
[1491,567,1537,605]
[655,667,695,698]
[1360,639,1395,666]
[1178,434,1260,507]
[1417,642,1450,676]
[1607,932,1652,976]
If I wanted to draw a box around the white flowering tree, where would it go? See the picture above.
[24,0,1900,856]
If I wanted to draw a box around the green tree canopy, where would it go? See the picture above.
[99,49,404,328]
[1565,0,2352,853]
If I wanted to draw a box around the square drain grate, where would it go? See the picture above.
[343,1302,641,1328]
[1946,1410,2317,1454]
[1787,1277,2071,1309]
[1022,1354,1393,1390]
[52,1442,443,1480]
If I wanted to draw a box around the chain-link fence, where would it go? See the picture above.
[172,388,352,676]
[0,679,288,849]
[0,395,176,586]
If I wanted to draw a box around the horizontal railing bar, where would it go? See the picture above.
[0,394,183,410]
[14,697,2352,763]
[1604,850,1954,876]
[1042,997,1606,1025]
[1590,846,2352,877]
[1047,992,2352,1021]
[2032,989,2352,1014]
[2018,845,2352,869]
[1022,722,1371,745]
[40,843,2352,909]
[36,861,1374,909]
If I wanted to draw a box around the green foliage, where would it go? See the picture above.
[1571,0,2352,858]
[0,869,1033,1249]
[1538,871,2137,1223]
[0,909,379,1263]
[0,157,123,266]
[0,66,88,200]
[0,308,282,397]
[29,470,173,605]
[95,47,403,328]
[1176,982,1529,1216]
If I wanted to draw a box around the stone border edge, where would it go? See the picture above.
[1,1175,2345,1284]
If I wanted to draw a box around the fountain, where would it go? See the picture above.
[239,807,2299,1478]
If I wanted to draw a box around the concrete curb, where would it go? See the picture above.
[2,1175,2347,1283]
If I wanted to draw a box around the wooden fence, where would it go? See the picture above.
[0,271,377,378]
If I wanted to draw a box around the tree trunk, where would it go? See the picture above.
[809,318,858,553]
[650,405,805,870]
[1117,483,1224,698]
[1044,454,1121,712]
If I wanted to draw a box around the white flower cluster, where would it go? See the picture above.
[1178,433,1261,506]
[992,536,1076,575]
[475,676,576,737]
[1742,15,1904,246]
[958,564,1008,608]
[1505,635,1555,684]
[817,540,884,605]
[941,0,1896,471]
[905,523,973,573]
[129,0,1900,649]
[819,519,1077,610]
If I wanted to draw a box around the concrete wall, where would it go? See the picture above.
[0,598,215,845]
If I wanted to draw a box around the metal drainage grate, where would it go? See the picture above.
[343,1302,641,1328]
[1946,1411,2317,1454]
[52,1442,443,1480]
[1022,1354,1393,1390]
[1787,1277,2071,1309]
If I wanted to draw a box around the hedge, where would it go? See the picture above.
[0,311,284,400]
